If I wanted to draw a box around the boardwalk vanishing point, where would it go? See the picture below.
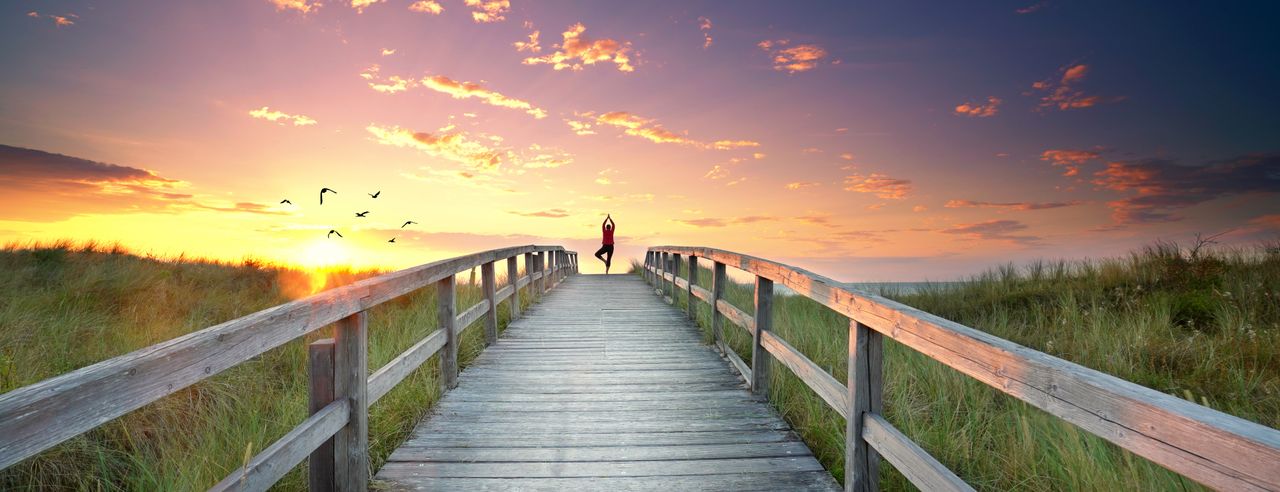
[375,274,841,490]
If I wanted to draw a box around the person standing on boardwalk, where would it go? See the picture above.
[595,214,616,274]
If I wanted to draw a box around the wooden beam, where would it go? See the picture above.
[751,276,773,397]
[760,331,848,419]
[438,275,458,391]
[711,262,727,353]
[307,339,335,492]
[863,414,972,492]
[366,330,446,405]
[211,399,350,492]
[482,262,498,345]
[716,299,756,336]
[506,256,520,320]
[333,311,368,490]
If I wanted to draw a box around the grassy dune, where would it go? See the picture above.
[633,241,1280,490]
[0,241,533,490]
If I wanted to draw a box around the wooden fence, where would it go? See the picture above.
[644,246,1280,492]
[0,245,578,491]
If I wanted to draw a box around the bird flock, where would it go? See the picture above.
[279,188,415,243]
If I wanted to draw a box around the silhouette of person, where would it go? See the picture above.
[595,214,615,274]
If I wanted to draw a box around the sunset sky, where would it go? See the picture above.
[2,1,1278,280]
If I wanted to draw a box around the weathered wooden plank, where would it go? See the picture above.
[690,284,712,305]
[403,430,800,448]
[495,284,514,304]
[760,330,848,419]
[862,414,973,492]
[719,341,752,387]
[847,320,873,492]
[751,276,774,397]
[378,456,826,479]
[367,330,446,405]
[506,256,520,320]
[482,261,498,345]
[388,442,813,463]
[365,472,839,492]
[0,245,564,469]
[454,300,489,335]
[433,398,765,413]
[686,256,698,319]
[437,276,458,392]
[716,299,755,335]
[333,311,369,490]
[307,339,335,492]
[211,399,349,492]
[650,246,1280,491]
[429,408,778,424]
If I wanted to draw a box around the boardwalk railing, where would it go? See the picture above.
[0,245,578,491]
[644,246,1280,492]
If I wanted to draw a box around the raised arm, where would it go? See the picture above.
[603,215,614,229]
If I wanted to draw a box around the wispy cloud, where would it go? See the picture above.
[843,173,912,199]
[786,181,820,190]
[698,16,713,49]
[675,215,778,228]
[367,124,504,172]
[945,199,1084,210]
[510,208,570,218]
[1040,148,1100,176]
[349,0,385,14]
[1027,64,1123,111]
[422,75,548,119]
[248,106,316,126]
[757,39,827,73]
[27,11,77,26]
[1016,1,1049,14]
[523,23,636,72]
[580,111,760,150]
[359,65,417,93]
[380,48,396,56]
[464,0,509,23]
[954,96,1001,117]
[1092,153,1280,224]
[408,0,443,14]
[940,219,1040,245]
[402,167,520,194]
[514,29,541,52]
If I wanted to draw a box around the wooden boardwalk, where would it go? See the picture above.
[374,274,841,491]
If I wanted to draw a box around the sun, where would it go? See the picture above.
[299,239,350,268]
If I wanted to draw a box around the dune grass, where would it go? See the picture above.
[632,241,1280,491]
[0,241,539,490]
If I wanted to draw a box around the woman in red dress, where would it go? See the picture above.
[594,214,615,274]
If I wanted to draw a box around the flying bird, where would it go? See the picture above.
[401,221,417,228]
[280,199,292,205]
[388,237,397,243]
[369,191,381,198]
[320,187,337,205]
[327,229,343,238]
[355,211,369,217]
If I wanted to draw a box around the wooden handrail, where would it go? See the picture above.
[645,245,1280,492]
[0,245,576,491]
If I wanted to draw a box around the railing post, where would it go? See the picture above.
[333,311,368,490]
[687,256,698,319]
[308,338,336,492]
[543,252,552,293]
[523,252,534,302]
[481,261,498,345]
[672,254,681,303]
[663,252,672,297]
[644,252,652,283]
[751,276,773,396]
[711,262,726,353]
[507,256,520,320]
[846,320,884,492]
[533,252,544,296]
[437,275,458,391]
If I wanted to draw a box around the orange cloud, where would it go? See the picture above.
[1028,64,1123,111]
[585,111,760,150]
[698,16,713,49]
[1091,154,1280,224]
[940,220,1040,245]
[27,11,77,26]
[944,199,1084,211]
[675,215,778,228]
[360,65,417,93]
[786,181,820,190]
[421,75,548,119]
[464,0,509,23]
[367,124,504,172]
[514,30,541,52]
[510,209,569,218]
[704,165,729,180]
[843,173,912,199]
[758,39,827,73]
[408,0,443,14]
[912,205,928,212]
[349,0,384,13]
[1040,148,1100,176]
[954,96,1001,117]
[523,23,636,72]
[381,48,396,56]
[248,106,316,126]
